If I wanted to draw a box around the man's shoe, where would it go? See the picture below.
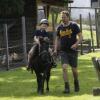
[74,80,80,92]
[63,82,70,94]
[63,89,70,94]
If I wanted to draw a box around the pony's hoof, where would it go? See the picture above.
[46,88,49,93]
[38,90,44,95]
[26,67,30,71]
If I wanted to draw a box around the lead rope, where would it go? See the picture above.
[38,37,41,56]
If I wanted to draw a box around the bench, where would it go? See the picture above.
[78,39,92,54]
[92,57,100,96]
[92,57,100,81]
[93,87,100,96]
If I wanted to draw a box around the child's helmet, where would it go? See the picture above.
[40,19,49,25]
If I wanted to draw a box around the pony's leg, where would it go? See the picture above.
[46,69,51,92]
[42,73,45,94]
[35,72,43,94]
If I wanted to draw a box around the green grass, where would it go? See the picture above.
[82,30,96,45]
[82,30,95,39]
[0,52,100,100]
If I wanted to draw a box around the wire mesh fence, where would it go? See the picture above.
[0,7,100,71]
[0,17,30,71]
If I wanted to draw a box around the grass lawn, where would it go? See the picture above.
[82,30,96,45]
[0,52,100,100]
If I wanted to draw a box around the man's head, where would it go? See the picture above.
[60,10,70,24]
[40,19,49,30]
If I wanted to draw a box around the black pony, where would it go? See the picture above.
[27,39,53,94]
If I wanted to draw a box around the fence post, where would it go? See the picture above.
[4,24,10,70]
[89,13,95,52]
[52,12,56,32]
[52,12,56,45]
[22,16,28,65]
[95,8,99,48]
[80,14,83,55]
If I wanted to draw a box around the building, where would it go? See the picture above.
[91,0,100,47]
[0,0,74,50]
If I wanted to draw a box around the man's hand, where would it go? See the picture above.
[71,43,78,50]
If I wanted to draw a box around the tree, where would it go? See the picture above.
[24,0,37,29]
[0,0,37,29]
[0,0,25,17]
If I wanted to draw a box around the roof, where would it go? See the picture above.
[38,0,73,6]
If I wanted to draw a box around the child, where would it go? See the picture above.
[27,19,56,70]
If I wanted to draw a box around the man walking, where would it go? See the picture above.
[54,10,83,93]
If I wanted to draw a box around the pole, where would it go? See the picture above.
[89,13,95,52]
[22,16,28,65]
[95,9,99,47]
[4,24,10,70]
[80,14,83,55]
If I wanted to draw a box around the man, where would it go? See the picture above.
[54,11,83,93]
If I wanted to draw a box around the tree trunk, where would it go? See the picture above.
[24,0,37,29]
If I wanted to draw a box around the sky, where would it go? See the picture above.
[71,0,91,7]
[70,0,95,19]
